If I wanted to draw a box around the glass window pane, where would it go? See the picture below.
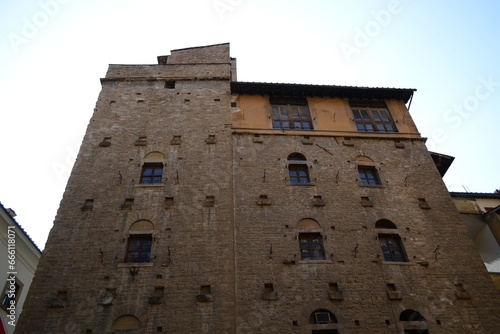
[272,107,279,117]
[273,120,281,128]
[357,124,366,131]
[300,108,309,119]
[353,110,361,120]
[282,121,290,129]
[302,122,311,130]
[385,124,394,132]
[377,124,385,131]
[143,168,153,176]
[294,122,302,129]
[361,110,371,120]
[372,111,381,121]
[280,107,288,117]
[292,108,300,118]
[365,124,374,131]
[380,110,390,121]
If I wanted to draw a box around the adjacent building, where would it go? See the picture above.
[0,203,41,334]
[17,43,500,333]
[450,191,500,290]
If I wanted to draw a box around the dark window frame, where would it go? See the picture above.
[289,164,311,184]
[378,234,408,262]
[358,166,381,185]
[271,104,313,130]
[124,234,153,263]
[140,163,163,184]
[351,105,398,133]
[299,233,326,261]
[1,279,22,311]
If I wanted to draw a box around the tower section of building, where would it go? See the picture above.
[17,43,237,334]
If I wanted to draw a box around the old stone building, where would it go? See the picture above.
[17,43,500,333]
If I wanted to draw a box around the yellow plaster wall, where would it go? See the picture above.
[453,198,482,214]
[232,94,420,135]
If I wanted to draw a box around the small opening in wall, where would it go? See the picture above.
[231,102,237,107]
[57,290,68,299]
[387,283,396,291]
[214,98,220,102]
[331,226,335,230]
[355,320,360,326]
[157,326,163,332]
[385,320,390,325]
[109,100,116,105]
[436,320,442,325]
[137,99,144,103]
[156,275,163,279]
[200,285,211,294]
[329,283,339,291]
[154,286,165,296]
[165,81,175,89]
[292,321,298,326]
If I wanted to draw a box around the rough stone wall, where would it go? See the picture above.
[232,133,500,333]
[17,44,236,334]
[166,43,231,64]
[16,43,500,334]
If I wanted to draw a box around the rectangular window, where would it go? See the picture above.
[125,235,152,263]
[289,164,310,183]
[140,163,163,184]
[379,234,407,262]
[350,101,397,133]
[299,233,325,260]
[358,166,381,185]
[1,280,21,311]
[270,97,312,130]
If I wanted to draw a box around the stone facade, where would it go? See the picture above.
[16,43,500,333]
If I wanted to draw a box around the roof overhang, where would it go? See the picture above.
[430,151,455,177]
[231,81,416,103]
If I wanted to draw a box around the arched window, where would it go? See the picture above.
[125,220,154,263]
[375,219,398,229]
[288,153,310,184]
[309,309,338,324]
[376,220,407,262]
[297,218,325,261]
[400,309,429,334]
[111,314,141,330]
[355,156,381,186]
[140,151,164,184]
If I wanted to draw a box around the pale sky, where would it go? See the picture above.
[1,0,499,250]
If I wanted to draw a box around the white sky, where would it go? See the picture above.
[1,0,499,250]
